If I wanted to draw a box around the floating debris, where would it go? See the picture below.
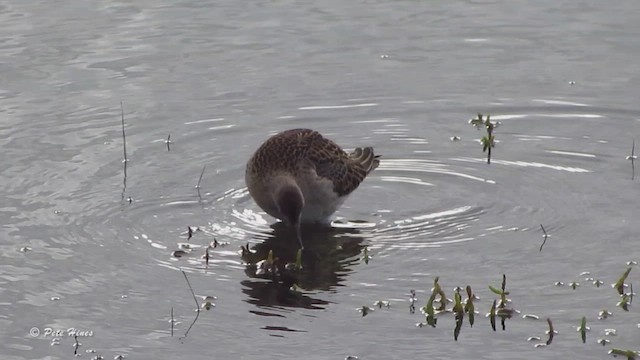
[201,296,216,310]
[545,318,557,345]
[409,289,417,314]
[357,306,374,317]
[374,300,390,309]
[171,250,188,258]
[598,310,612,320]
[203,247,210,266]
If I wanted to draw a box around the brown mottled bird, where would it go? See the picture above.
[245,129,380,248]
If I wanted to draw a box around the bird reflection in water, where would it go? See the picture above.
[240,222,365,312]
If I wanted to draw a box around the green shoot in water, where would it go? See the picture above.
[464,285,475,327]
[469,113,498,164]
[579,316,587,343]
[614,267,632,295]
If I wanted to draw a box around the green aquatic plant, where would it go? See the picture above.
[608,348,639,360]
[464,285,475,327]
[295,248,303,271]
[422,292,438,327]
[361,246,371,264]
[614,267,632,295]
[418,279,444,328]
[488,274,516,331]
[431,277,449,312]
[489,274,510,309]
[579,316,587,343]
[170,307,174,336]
[453,289,464,341]
[469,113,498,164]
[617,293,631,311]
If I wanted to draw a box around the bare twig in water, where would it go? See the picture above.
[546,318,555,345]
[196,165,206,198]
[627,140,636,180]
[170,307,174,336]
[73,334,80,355]
[121,101,128,163]
[120,102,128,202]
[166,134,171,151]
[180,269,200,339]
[539,224,549,252]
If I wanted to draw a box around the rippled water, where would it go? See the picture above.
[2,1,640,359]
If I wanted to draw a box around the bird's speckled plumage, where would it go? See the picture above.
[246,128,380,226]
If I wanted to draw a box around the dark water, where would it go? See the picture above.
[2,1,640,359]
